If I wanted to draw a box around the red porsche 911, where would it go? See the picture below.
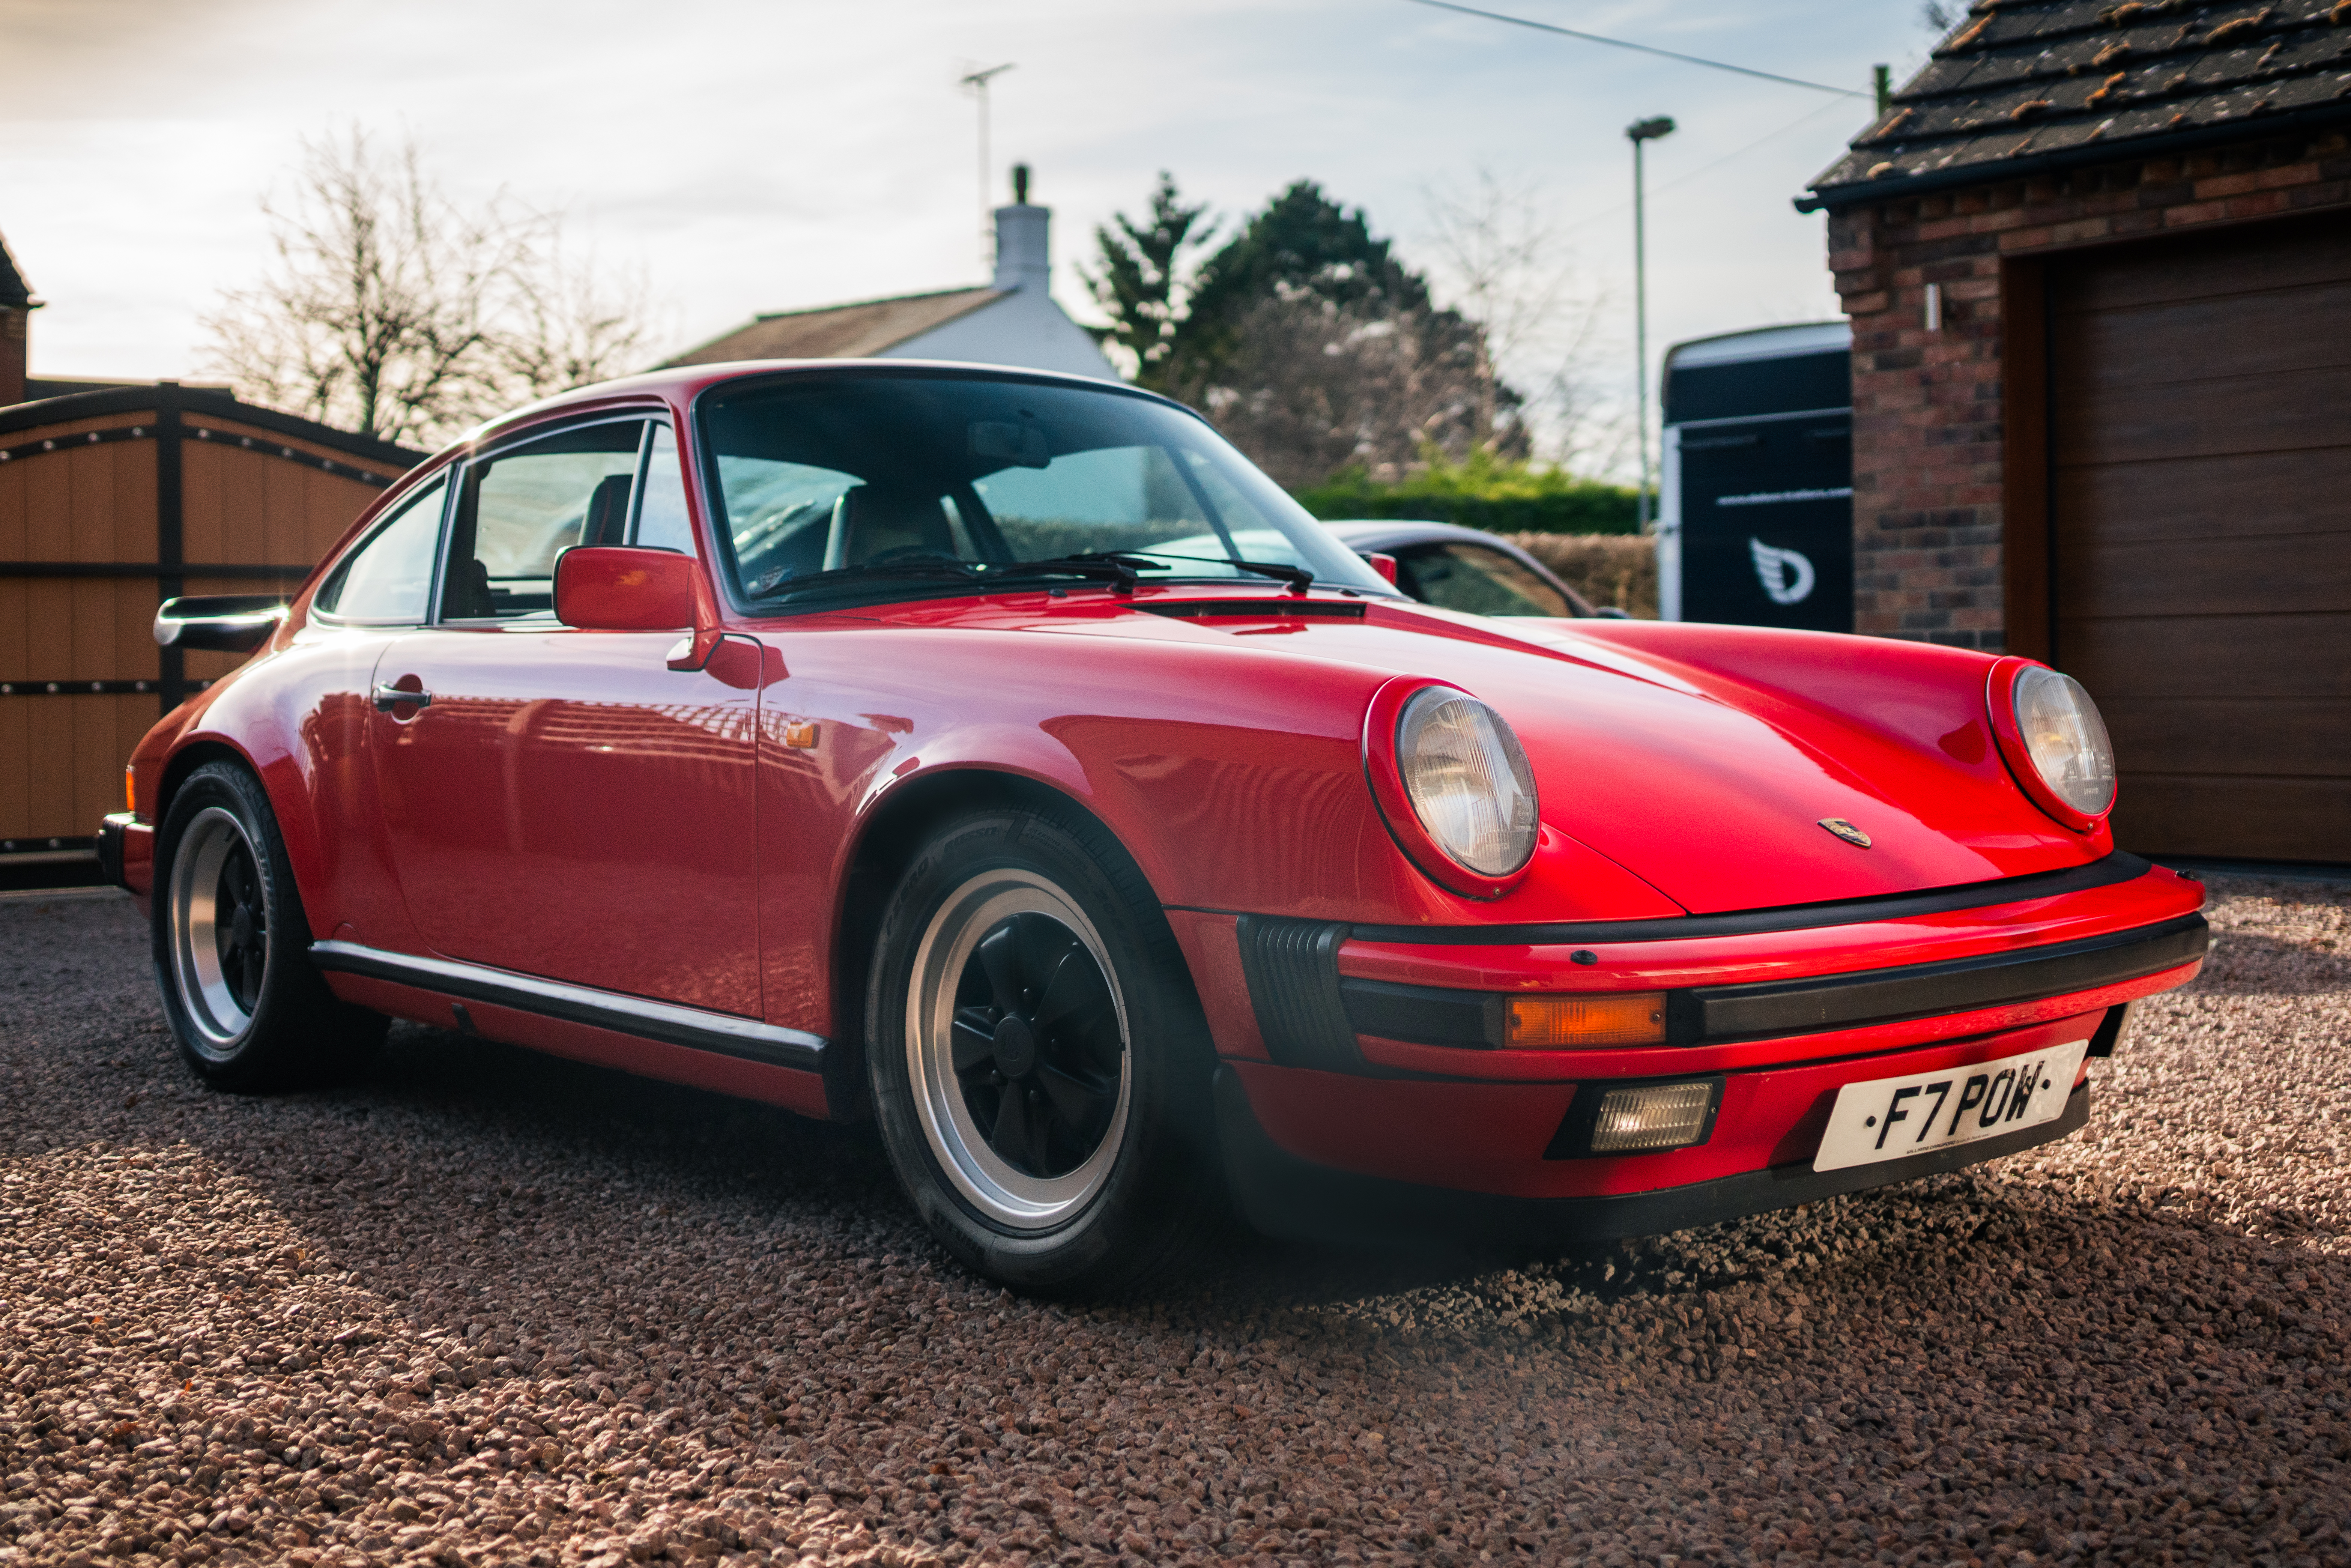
[99,362,2206,1294]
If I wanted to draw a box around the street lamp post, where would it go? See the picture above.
[1626,115,1675,534]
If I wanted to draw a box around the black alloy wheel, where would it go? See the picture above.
[154,760,386,1090]
[212,837,269,1017]
[950,911,1124,1180]
[865,803,1230,1296]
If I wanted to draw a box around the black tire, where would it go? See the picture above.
[865,804,1228,1296]
[152,760,387,1091]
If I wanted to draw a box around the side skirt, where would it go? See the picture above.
[309,939,827,1072]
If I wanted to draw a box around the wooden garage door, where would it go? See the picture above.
[2049,212,2351,864]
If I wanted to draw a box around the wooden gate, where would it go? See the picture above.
[0,384,421,879]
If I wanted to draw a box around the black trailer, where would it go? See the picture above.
[1660,323,1853,631]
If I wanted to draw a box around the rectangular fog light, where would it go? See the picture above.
[1506,991,1667,1048]
[1586,1079,1720,1154]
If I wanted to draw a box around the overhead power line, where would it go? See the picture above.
[1406,0,1872,99]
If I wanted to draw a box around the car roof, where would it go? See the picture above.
[452,358,1199,458]
[1320,519,1519,550]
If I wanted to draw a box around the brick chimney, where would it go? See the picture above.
[991,162,1050,295]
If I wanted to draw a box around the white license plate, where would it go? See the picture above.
[1813,1038,2088,1172]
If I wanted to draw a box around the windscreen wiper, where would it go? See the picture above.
[974,556,1144,590]
[747,559,980,598]
[1231,559,1313,590]
[755,556,1147,601]
[1080,550,1315,591]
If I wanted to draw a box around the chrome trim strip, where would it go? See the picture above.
[308,940,825,1071]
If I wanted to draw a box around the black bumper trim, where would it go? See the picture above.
[1214,1064,2092,1248]
[1680,913,2206,1044]
[96,812,135,891]
[1340,975,1506,1048]
[1321,914,2205,1057]
[1235,915,1362,1071]
[1345,851,2154,947]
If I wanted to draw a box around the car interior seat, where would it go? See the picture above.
[446,556,496,618]
[582,474,635,547]
[823,486,959,571]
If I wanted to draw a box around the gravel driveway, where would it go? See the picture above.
[3,875,2345,1568]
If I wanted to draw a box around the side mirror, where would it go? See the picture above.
[554,547,697,631]
[155,595,288,654]
[1360,551,1399,587]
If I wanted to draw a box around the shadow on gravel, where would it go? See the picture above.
[9,891,2349,1566]
[2192,929,2351,994]
[134,1007,2351,1351]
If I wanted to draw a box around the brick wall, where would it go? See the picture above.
[1826,126,2351,651]
[1,308,25,408]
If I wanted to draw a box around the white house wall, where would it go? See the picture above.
[882,293,1114,381]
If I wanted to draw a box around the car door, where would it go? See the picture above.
[368,415,765,1017]
[295,469,457,949]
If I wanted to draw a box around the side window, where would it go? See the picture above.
[1399,544,1575,618]
[442,420,646,619]
[632,424,695,554]
[313,477,448,623]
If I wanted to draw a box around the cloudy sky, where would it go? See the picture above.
[6,0,1931,459]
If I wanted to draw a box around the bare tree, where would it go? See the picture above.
[204,129,647,446]
[494,239,652,407]
[1416,171,1631,477]
[1189,283,1522,491]
[1920,0,1963,33]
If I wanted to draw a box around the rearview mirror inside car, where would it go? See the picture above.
[968,420,1051,468]
[553,546,696,631]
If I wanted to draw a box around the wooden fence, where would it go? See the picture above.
[0,384,422,864]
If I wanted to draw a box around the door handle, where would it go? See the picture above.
[373,682,433,712]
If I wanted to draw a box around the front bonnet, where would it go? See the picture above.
[1065,598,2106,916]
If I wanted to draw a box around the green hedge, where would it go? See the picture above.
[1292,455,1640,536]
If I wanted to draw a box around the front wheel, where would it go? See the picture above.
[153,761,385,1091]
[866,806,1226,1295]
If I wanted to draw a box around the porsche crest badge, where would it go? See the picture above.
[1818,818,1872,848]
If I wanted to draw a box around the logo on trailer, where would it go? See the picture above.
[1748,537,1816,605]
[1818,818,1872,848]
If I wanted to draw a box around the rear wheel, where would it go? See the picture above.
[866,805,1226,1295]
[154,761,385,1091]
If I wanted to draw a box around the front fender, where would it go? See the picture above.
[794,624,1679,928]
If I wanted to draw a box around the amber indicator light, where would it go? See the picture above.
[1506,992,1668,1048]
[123,765,137,816]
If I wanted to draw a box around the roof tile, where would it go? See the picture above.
[661,286,1004,367]
[1807,0,2351,206]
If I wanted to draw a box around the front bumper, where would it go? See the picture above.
[97,812,155,904]
[1215,1063,2093,1247]
[1179,853,2205,1234]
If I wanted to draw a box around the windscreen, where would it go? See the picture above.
[698,373,1393,604]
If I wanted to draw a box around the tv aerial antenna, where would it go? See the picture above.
[959,62,1017,269]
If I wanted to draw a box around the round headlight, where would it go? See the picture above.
[1396,687,1539,877]
[2011,665,2115,816]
